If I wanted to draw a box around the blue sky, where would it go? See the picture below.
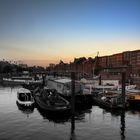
[0,0,140,66]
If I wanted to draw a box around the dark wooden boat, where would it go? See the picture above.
[33,87,71,113]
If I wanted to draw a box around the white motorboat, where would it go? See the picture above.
[17,88,35,106]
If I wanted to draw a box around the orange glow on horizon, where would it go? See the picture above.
[0,38,140,67]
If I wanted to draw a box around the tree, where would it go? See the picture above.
[3,65,12,74]
[16,65,23,73]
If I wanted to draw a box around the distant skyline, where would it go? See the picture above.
[0,0,140,67]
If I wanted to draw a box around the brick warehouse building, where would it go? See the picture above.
[47,49,140,87]
[97,50,140,86]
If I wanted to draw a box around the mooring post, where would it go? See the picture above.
[71,72,75,131]
[121,72,126,108]
[42,74,45,87]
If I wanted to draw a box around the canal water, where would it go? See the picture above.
[0,86,140,140]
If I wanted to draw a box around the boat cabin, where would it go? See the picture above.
[17,88,34,106]
[47,77,81,96]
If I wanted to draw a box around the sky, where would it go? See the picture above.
[0,0,140,67]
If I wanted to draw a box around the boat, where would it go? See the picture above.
[17,88,35,107]
[80,78,119,95]
[92,92,125,110]
[117,84,137,92]
[126,87,140,94]
[3,76,42,86]
[46,77,81,96]
[46,77,93,106]
[33,87,71,113]
[81,84,119,97]
[127,93,140,108]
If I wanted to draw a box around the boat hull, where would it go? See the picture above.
[16,101,34,110]
[17,99,34,107]
[34,94,71,114]
[128,99,140,108]
[93,97,124,110]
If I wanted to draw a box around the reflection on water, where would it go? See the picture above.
[16,101,35,118]
[1,86,140,140]
[36,106,71,123]
[70,114,76,140]
[36,103,92,123]
[35,100,92,124]
[103,109,126,140]
[120,110,125,140]
[128,108,140,117]
[101,108,126,140]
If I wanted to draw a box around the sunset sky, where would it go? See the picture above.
[0,0,140,67]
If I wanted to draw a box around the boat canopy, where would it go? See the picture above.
[18,92,32,101]
[17,88,31,94]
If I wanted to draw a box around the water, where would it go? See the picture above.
[0,86,140,140]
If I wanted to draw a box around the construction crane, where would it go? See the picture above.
[93,51,100,79]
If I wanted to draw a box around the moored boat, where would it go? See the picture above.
[92,92,125,110]
[46,77,81,96]
[3,76,42,86]
[33,87,71,113]
[17,88,35,107]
